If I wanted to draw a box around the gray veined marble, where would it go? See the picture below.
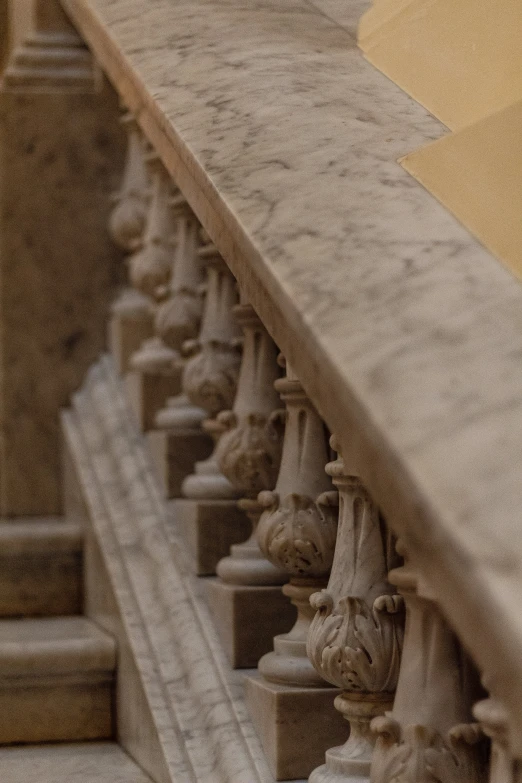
[62,0,522,754]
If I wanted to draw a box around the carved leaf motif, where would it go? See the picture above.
[216,413,284,497]
[371,722,486,783]
[257,492,338,577]
[182,343,241,417]
[307,592,404,692]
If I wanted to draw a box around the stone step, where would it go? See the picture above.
[0,743,152,783]
[0,617,116,744]
[0,519,82,617]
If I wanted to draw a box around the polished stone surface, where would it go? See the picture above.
[0,616,115,744]
[62,0,522,742]
[0,79,123,516]
[0,519,82,616]
[0,616,115,674]
[0,743,152,783]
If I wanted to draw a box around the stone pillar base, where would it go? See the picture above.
[245,674,346,781]
[147,429,213,498]
[125,370,181,431]
[168,498,251,575]
[205,579,295,668]
[108,297,153,375]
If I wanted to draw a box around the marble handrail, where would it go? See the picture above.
[61,0,522,751]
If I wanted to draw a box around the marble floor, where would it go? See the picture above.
[0,743,152,783]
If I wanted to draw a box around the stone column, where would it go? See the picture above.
[206,299,295,668]
[0,0,123,515]
[108,111,153,375]
[307,437,404,783]
[124,156,182,431]
[370,544,486,783]
[167,236,250,574]
[244,361,346,779]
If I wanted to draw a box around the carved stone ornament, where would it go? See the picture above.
[214,301,287,586]
[182,241,241,417]
[129,156,176,300]
[255,359,339,686]
[153,194,204,352]
[370,544,487,783]
[109,113,149,252]
[307,437,404,783]
[181,238,242,500]
[474,699,514,783]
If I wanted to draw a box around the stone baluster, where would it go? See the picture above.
[108,112,153,375]
[307,436,404,783]
[162,234,250,574]
[474,699,512,783]
[125,156,181,431]
[369,543,486,783]
[4,0,95,91]
[206,298,295,668]
[146,199,214,493]
[244,361,346,780]
[149,192,207,427]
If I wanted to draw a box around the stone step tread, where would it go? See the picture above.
[0,743,152,783]
[0,617,116,676]
[0,519,82,553]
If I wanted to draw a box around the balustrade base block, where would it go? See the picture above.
[147,430,213,499]
[245,674,346,780]
[108,311,154,376]
[125,370,181,431]
[205,579,295,669]
[167,499,251,575]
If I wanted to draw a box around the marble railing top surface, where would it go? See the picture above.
[63,0,522,726]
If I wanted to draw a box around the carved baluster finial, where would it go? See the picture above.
[307,436,404,783]
[214,299,287,585]
[254,358,338,685]
[370,544,486,783]
[181,234,242,499]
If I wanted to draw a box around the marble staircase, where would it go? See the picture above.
[0,517,153,783]
[0,743,153,783]
[0,519,116,745]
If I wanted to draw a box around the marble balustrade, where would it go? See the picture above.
[3,0,522,781]
[105,102,502,783]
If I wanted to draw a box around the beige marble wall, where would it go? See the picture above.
[0,78,125,516]
[11,0,33,48]
[0,0,33,72]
